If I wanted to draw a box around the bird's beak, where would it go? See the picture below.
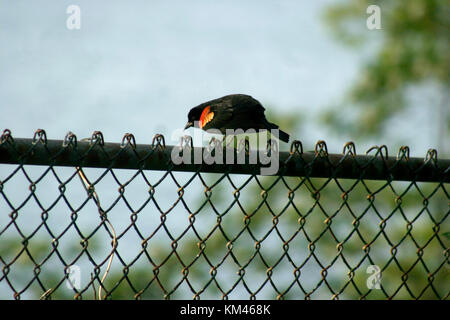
[184,121,194,130]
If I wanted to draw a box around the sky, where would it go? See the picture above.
[0,0,367,151]
[0,1,365,299]
[0,0,446,300]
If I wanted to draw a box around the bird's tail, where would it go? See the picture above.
[266,122,290,143]
[277,130,290,143]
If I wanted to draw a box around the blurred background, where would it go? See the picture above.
[0,0,448,299]
[1,0,447,154]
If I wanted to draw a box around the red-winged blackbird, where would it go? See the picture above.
[184,94,290,143]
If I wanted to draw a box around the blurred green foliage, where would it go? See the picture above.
[322,0,449,138]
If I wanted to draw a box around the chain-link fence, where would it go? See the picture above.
[0,129,448,300]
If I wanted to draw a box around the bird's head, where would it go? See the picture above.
[184,105,213,130]
[185,106,201,129]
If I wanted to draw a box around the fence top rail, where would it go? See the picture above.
[0,130,448,183]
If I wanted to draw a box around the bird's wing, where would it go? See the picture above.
[230,94,266,114]
[202,94,266,132]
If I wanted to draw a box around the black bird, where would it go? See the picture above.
[184,94,290,143]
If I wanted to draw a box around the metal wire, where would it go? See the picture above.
[0,129,448,300]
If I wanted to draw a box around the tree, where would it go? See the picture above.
[322,0,449,153]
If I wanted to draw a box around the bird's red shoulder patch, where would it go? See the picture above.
[199,106,214,128]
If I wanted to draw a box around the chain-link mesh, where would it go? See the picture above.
[0,129,448,300]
